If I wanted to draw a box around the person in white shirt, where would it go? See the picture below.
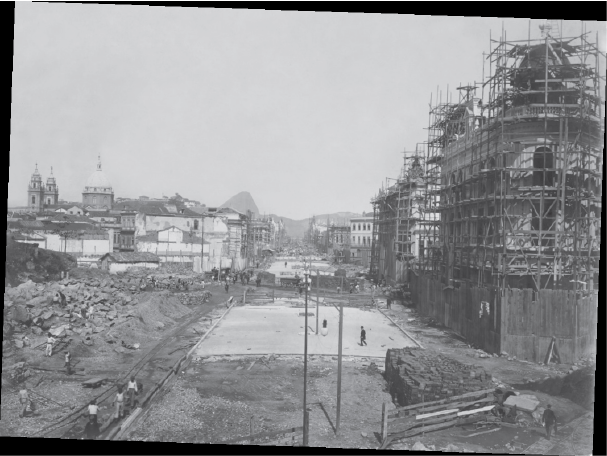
[19,388,29,418]
[46,333,56,357]
[113,386,125,420]
[88,399,99,424]
[126,376,138,407]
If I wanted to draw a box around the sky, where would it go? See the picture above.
[9,6,606,219]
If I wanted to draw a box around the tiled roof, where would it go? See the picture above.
[101,252,160,263]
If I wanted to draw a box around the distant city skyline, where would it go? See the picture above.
[9,5,605,218]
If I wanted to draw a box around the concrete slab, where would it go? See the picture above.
[195,305,417,358]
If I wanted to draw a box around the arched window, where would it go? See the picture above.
[367,224,371,231]
[533,147,555,186]
[104,196,108,203]
[31,195,35,204]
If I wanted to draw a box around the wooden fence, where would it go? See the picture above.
[410,273,598,364]
[380,388,497,449]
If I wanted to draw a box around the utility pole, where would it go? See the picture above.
[316,269,320,334]
[336,299,343,435]
[303,268,310,445]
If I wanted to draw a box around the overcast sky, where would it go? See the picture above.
[9,5,606,219]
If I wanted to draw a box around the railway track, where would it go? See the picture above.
[32,295,231,439]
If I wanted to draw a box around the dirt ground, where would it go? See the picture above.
[127,355,392,449]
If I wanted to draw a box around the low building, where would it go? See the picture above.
[136,226,208,264]
[99,252,160,273]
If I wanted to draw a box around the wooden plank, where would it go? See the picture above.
[457,405,494,416]
[389,389,494,416]
[416,408,459,420]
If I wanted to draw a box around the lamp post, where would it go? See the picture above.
[303,266,310,446]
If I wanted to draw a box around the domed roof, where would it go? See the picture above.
[84,157,112,190]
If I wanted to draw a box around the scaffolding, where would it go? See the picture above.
[370,145,440,285]
[371,21,603,293]
[432,22,603,292]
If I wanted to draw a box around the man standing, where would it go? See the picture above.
[127,376,138,408]
[88,399,99,424]
[201,278,205,290]
[360,326,367,346]
[225,281,229,294]
[83,415,100,440]
[18,387,29,418]
[284,261,287,268]
[387,295,392,309]
[542,404,558,439]
[46,333,56,357]
[64,351,72,375]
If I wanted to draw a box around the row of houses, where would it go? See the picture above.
[8,200,285,272]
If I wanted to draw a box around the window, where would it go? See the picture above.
[31,195,35,204]
[104,196,108,203]
[93,196,97,204]
[194,220,199,230]
[358,224,361,231]
[363,237,366,246]
[186,221,190,227]
[358,236,361,244]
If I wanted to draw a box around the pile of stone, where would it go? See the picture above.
[4,276,144,350]
[385,348,493,406]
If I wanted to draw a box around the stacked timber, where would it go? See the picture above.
[385,348,493,406]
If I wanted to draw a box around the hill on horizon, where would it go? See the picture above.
[269,212,362,238]
[220,191,260,215]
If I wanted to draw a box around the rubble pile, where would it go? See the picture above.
[385,348,493,406]
[3,268,195,352]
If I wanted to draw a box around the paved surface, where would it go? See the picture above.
[266,259,334,278]
[195,302,417,357]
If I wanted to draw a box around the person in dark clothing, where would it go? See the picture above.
[387,296,392,309]
[225,282,229,293]
[246,274,250,285]
[360,326,367,346]
[542,404,558,439]
[83,415,100,440]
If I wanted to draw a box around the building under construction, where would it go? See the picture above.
[371,22,601,363]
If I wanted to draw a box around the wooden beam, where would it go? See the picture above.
[388,388,494,417]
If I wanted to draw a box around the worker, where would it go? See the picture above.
[88,399,99,424]
[336,285,341,294]
[355,283,360,293]
[126,376,138,408]
[387,295,392,309]
[201,278,205,290]
[542,404,558,439]
[64,351,72,375]
[113,386,125,420]
[83,414,100,440]
[225,281,229,294]
[46,333,56,357]
[18,387,30,418]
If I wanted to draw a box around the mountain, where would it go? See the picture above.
[269,212,362,239]
[220,191,260,215]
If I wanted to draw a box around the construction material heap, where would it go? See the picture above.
[385,348,493,406]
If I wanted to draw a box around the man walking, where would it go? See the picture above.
[542,404,558,439]
[88,399,99,424]
[360,326,367,346]
[83,415,100,440]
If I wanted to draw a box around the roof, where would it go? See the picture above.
[48,214,98,224]
[11,233,45,241]
[18,220,47,229]
[116,201,201,217]
[100,252,161,263]
[136,230,207,244]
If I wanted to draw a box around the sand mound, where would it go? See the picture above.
[134,291,192,330]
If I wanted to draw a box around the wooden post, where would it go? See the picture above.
[303,409,309,446]
[381,403,388,442]
[336,299,343,436]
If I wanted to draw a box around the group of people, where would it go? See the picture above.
[83,376,141,439]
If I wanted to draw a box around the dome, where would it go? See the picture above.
[84,156,112,191]
[85,170,112,189]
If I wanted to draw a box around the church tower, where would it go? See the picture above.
[27,163,45,212]
[82,156,114,209]
[45,167,59,206]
